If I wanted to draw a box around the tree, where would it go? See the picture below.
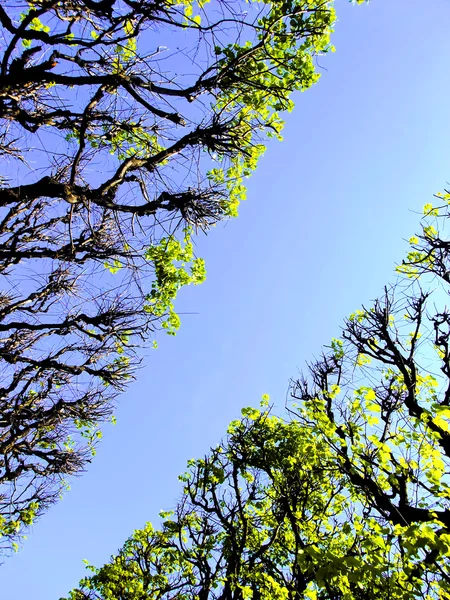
[65,193,450,599]
[0,0,338,549]
[64,406,406,600]
[289,195,450,598]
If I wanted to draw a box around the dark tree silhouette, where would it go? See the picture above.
[0,0,336,549]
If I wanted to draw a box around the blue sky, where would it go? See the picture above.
[2,0,450,597]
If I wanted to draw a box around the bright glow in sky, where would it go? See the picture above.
[2,0,450,597]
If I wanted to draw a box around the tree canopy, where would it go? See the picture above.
[65,409,391,600]
[65,194,450,599]
[0,0,339,550]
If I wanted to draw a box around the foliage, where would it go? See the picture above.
[0,0,340,550]
[144,228,206,335]
[64,406,396,600]
[289,191,450,598]
[65,189,450,599]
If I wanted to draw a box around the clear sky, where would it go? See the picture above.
[2,0,450,597]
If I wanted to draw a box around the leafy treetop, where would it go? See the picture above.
[0,0,345,553]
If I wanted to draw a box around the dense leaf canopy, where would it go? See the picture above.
[65,409,387,600]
